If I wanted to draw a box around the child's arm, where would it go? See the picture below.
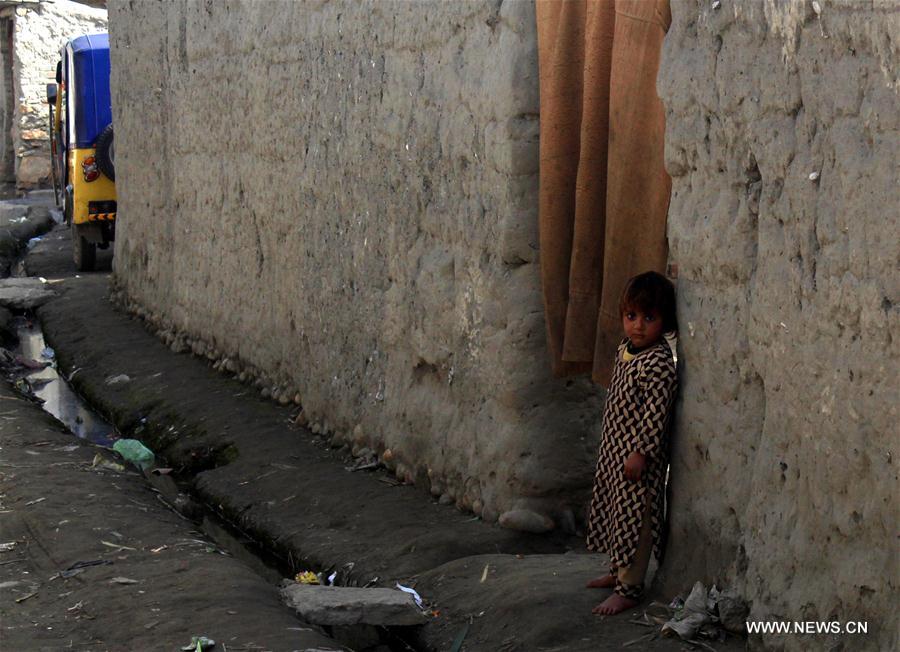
[634,350,678,461]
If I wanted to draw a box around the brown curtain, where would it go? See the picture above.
[537,0,672,387]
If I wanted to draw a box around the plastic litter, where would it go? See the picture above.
[0,542,17,552]
[294,570,320,585]
[105,373,131,385]
[14,355,48,370]
[40,346,54,360]
[26,237,41,250]
[449,622,470,652]
[395,583,424,609]
[92,453,125,473]
[181,635,216,651]
[56,559,112,579]
[109,576,138,585]
[112,439,155,471]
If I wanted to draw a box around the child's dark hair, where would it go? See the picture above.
[619,271,678,333]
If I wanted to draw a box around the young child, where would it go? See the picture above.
[585,271,678,615]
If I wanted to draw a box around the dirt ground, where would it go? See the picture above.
[5,221,749,651]
[0,380,343,651]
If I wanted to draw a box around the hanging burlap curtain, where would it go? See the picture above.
[537,0,672,387]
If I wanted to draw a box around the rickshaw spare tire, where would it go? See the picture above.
[95,123,115,181]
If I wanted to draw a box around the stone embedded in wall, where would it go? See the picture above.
[15,153,49,187]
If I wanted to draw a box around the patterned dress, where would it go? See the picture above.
[586,338,677,589]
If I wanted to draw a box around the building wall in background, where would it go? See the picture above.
[1,0,106,188]
[109,0,601,533]
[1,15,14,182]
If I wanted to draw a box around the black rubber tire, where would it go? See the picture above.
[95,123,115,181]
[64,186,73,225]
[72,221,96,272]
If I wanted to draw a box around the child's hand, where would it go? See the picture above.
[624,451,646,481]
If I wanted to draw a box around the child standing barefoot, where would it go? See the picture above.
[585,271,678,615]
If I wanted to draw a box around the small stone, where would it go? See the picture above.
[261,387,271,399]
[293,393,302,405]
[382,448,394,463]
[330,432,344,448]
[498,509,555,534]
[808,171,820,181]
[438,493,454,506]
[352,423,365,445]
[278,393,291,406]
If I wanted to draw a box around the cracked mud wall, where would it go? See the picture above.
[108,0,600,529]
[658,1,898,648]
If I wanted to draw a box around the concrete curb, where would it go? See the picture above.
[0,200,57,275]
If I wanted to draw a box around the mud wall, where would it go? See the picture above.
[658,1,898,648]
[108,0,600,530]
[2,0,107,188]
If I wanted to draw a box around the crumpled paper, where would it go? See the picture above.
[661,581,749,641]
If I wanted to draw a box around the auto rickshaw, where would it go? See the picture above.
[46,33,116,272]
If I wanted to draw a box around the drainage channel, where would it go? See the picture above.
[5,313,421,652]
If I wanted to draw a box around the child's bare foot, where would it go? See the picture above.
[585,574,616,589]
[592,593,638,615]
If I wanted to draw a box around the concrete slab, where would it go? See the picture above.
[281,584,428,626]
[0,277,56,309]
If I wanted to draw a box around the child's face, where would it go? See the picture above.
[622,305,664,349]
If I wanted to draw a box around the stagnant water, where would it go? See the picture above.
[16,319,117,447]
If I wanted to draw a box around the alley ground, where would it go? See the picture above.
[1,199,747,651]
